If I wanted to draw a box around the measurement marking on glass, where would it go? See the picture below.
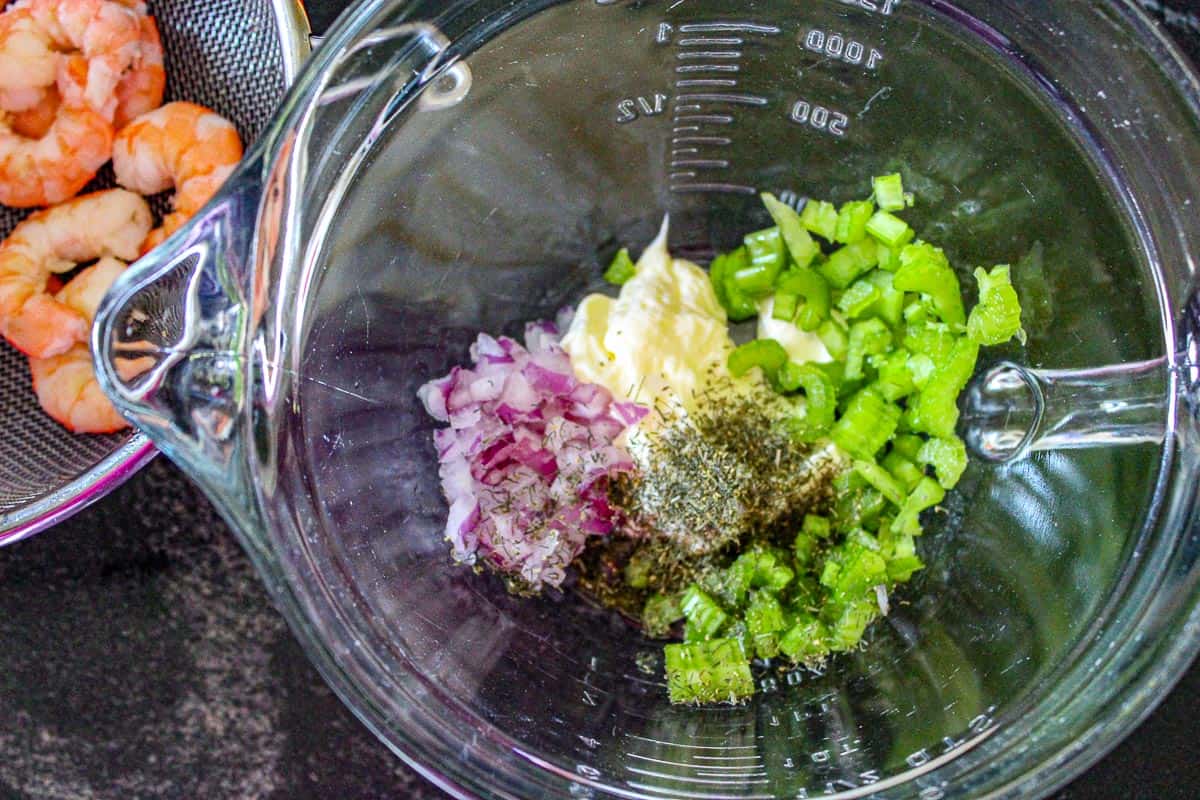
[676,50,742,60]
[627,767,770,786]
[673,114,734,124]
[673,125,701,133]
[804,28,884,69]
[671,147,700,156]
[672,136,733,145]
[675,78,738,88]
[678,92,768,106]
[674,104,702,113]
[671,183,757,195]
[677,36,743,46]
[675,63,740,73]
[669,171,697,179]
[677,21,781,34]
[789,99,849,136]
[670,159,729,168]
[626,753,765,771]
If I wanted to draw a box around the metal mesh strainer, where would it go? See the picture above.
[0,0,309,543]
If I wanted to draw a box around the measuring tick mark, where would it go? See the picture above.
[676,50,742,60]
[671,147,700,156]
[669,171,697,180]
[675,78,737,88]
[678,92,768,106]
[673,136,732,145]
[677,37,743,46]
[675,64,740,73]
[670,182,757,195]
[670,159,730,168]
[678,22,781,35]
[673,114,734,124]
[673,104,702,113]
[672,125,701,133]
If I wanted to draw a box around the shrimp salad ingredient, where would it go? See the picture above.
[419,321,648,592]
[30,255,129,433]
[113,101,243,253]
[0,188,150,358]
[419,175,1027,705]
[0,0,245,435]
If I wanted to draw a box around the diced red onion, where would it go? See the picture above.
[418,322,647,590]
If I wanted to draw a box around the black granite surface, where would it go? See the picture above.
[4,1,1200,798]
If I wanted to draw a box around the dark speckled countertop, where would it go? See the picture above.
[4,1,1200,798]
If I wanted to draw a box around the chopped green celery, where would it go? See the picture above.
[728,339,789,380]
[793,527,818,568]
[762,192,819,268]
[780,363,838,440]
[908,353,936,388]
[903,321,958,363]
[817,319,849,360]
[873,349,917,402]
[664,638,754,704]
[779,616,829,661]
[835,486,887,533]
[642,593,683,638]
[681,585,729,640]
[967,265,1025,345]
[862,270,904,327]
[838,280,881,318]
[853,460,906,506]
[872,173,907,211]
[891,434,925,462]
[776,266,832,331]
[880,529,924,581]
[710,248,758,321]
[803,513,832,540]
[827,596,880,652]
[877,244,903,272]
[746,591,788,658]
[866,210,914,248]
[772,291,800,322]
[831,387,901,460]
[604,248,636,285]
[738,227,786,294]
[835,200,875,244]
[894,243,966,327]
[820,239,878,289]
[918,435,968,489]
[892,476,946,537]
[882,451,925,491]
[800,199,839,242]
[845,318,892,382]
[906,338,979,439]
[830,534,888,601]
[903,297,933,325]
[727,548,795,606]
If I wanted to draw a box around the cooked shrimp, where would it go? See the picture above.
[28,256,129,433]
[113,14,164,130]
[113,101,244,253]
[0,54,116,207]
[6,85,58,139]
[0,0,142,121]
[0,188,151,357]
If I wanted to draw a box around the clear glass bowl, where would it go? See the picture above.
[94,1,1200,797]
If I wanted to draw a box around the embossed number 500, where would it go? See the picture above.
[789,100,849,137]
